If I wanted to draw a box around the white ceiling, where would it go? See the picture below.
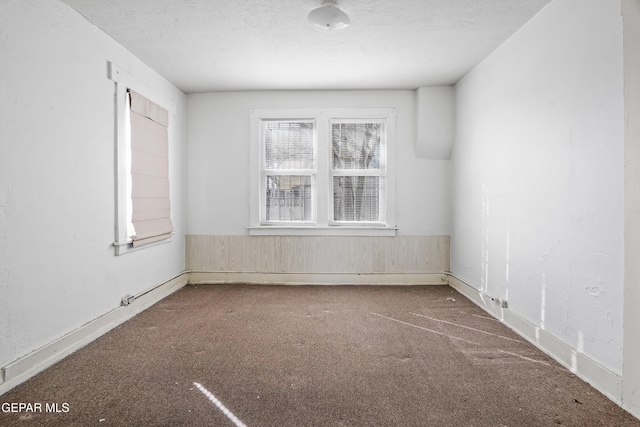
[60,0,552,93]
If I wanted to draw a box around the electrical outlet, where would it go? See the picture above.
[492,297,508,309]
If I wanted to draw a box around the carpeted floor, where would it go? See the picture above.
[1,284,638,426]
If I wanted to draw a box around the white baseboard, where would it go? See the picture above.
[0,273,188,396]
[447,274,624,407]
[188,271,449,286]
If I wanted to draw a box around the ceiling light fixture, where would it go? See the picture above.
[308,1,350,31]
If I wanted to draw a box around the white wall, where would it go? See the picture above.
[187,90,450,236]
[623,0,640,417]
[451,0,624,376]
[0,0,187,369]
[416,86,455,160]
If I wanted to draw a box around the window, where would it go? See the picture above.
[108,62,175,254]
[330,119,386,224]
[263,120,316,224]
[250,109,396,236]
[127,90,173,246]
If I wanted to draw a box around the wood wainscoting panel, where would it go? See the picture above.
[186,235,450,274]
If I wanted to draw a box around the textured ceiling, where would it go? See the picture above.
[59,0,552,93]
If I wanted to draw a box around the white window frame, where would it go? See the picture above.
[329,118,388,226]
[249,108,396,236]
[261,119,318,226]
[108,62,176,255]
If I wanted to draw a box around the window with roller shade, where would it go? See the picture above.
[108,61,175,254]
[250,108,396,235]
[127,90,173,246]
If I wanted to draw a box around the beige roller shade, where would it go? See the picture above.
[129,90,173,247]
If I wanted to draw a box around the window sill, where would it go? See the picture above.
[248,226,397,237]
[113,235,173,255]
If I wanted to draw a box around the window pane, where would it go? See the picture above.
[332,122,382,170]
[266,175,312,222]
[265,121,314,170]
[333,176,383,222]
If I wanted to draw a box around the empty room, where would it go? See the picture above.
[1,0,640,425]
